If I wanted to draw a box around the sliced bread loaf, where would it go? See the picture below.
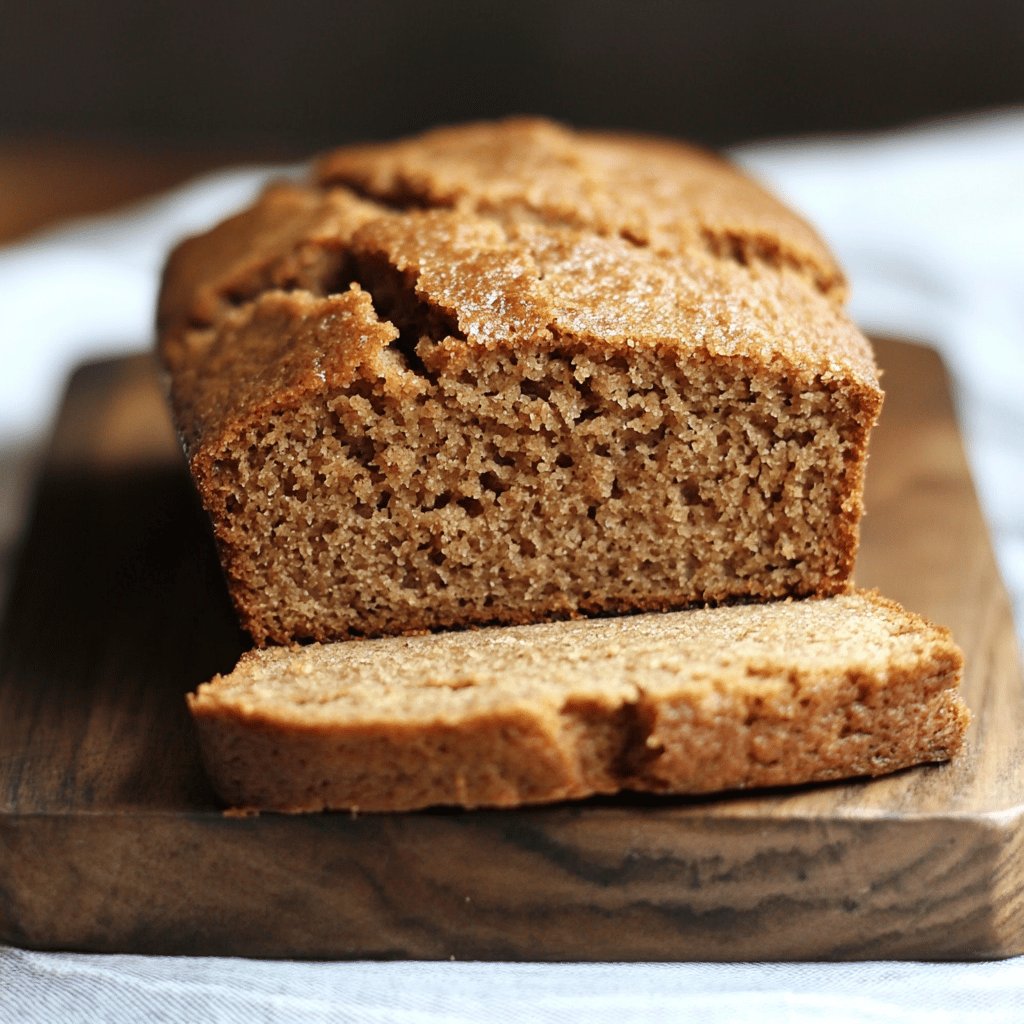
[158,119,881,644]
[188,591,968,813]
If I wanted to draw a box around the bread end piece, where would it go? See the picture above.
[188,591,968,813]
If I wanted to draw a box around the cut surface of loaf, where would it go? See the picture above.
[158,118,883,644]
[189,592,969,813]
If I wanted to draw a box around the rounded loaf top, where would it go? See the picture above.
[314,117,846,300]
[159,118,876,458]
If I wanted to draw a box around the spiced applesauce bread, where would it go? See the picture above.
[158,118,882,644]
[189,591,968,813]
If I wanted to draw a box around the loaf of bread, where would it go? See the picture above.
[158,118,882,644]
[189,592,968,813]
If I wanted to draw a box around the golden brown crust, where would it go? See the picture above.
[161,190,875,469]
[158,118,865,466]
[159,183,380,344]
[188,591,969,813]
[315,117,847,300]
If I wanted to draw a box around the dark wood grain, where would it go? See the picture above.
[1,339,1021,960]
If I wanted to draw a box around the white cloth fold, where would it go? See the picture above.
[4,951,1024,1024]
[2,111,1023,1021]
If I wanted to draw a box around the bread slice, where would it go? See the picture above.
[157,119,882,644]
[188,591,968,813]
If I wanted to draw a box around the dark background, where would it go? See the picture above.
[3,0,1023,152]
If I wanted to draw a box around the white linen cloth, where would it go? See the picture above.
[1,110,1023,1022]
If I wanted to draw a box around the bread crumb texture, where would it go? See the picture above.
[158,118,882,643]
[189,592,968,812]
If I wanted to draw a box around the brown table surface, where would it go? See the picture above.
[0,137,293,244]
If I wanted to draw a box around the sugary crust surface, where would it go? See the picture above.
[159,118,869,467]
[189,592,969,813]
[316,118,847,299]
[157,119,882,643]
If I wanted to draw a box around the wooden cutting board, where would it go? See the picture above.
[1,338,1021,961]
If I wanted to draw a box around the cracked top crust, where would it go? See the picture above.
[158,118,875,462]
[315,118,846,298]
